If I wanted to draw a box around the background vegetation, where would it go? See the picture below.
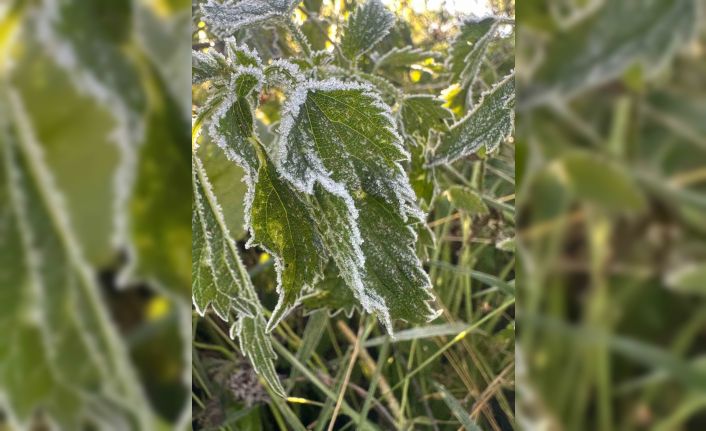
[517,1,706,430]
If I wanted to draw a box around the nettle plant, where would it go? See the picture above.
[192,0,515,395]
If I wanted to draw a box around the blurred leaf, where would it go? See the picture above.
[11,51,118,266]
[373,46,440,72]
[557,152,646,212]
[522,0,699,107]
[130,73,191,296]
[445,185,489,215]
[666,264,706,296]
[0,92,150,429]
[340,0,395,60]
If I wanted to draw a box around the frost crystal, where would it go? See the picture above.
[201,0,299,38]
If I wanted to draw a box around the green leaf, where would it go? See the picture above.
[373,46,440,72]
[302,262,358,317]
[10,50,119,266]
[192,49,230,85]
[0,91,151,429]
[400,94,454,139]
[340,0,395,60]
[445,185,489,215]
[433,382,482,431]
[556,152,646,212]
[200,0,300,38]
[192,155,286,398]
[130,75,192,296]
[448,16,498,85]
[521,0,698,107]
[429,74,515,166]
[192,156,259,320]
[276,79,439,332]
[234,314,287,398]
[249,152,327,331]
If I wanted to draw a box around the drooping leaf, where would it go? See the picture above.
[356,193,439,330]
[192,155,286,397]
[445,185,488,215]
[200,0,300,38]
[340,0,396,60]
[248,151,327,331]
[429,74,515,166]
[233,314,287,399]
[400,94,454,139]
[448,16,498,85]
[521,0,698,107]
[276,79,439,332]
[192,156,258,320]
[373,46,440,73]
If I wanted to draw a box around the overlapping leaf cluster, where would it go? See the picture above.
[194,0,515,398]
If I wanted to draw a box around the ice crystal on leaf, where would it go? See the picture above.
[201,0,300,38]
[340,0,396,60]
[429,74,515,166]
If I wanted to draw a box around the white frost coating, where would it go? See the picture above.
[224,37,262,67]
[194,157,258,319]
[264,59,305,89]
[228,65,264,96]
[201,0,298,37]
[33,2,145,266]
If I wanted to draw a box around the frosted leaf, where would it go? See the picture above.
[0,93,153,429]
[400,95,454,139]
[225,37,262,68]
[521,0,698,108]
[302,262,359,318]
[229,66,264,97]
[429,74,515,166]
[373,46,441,73]
[193,49,230,84]
[201,0,300,38]
[448,16,499,85]
[233,314,286,398]
[275,79,439,333]
[276,79,415,217]
[340,0,396,60]
[192,155,286,398]
[207,68,262,175]
[264,59,305,89]
[192,157,259,319]
[311,50,335,66]
[247,151,327,332]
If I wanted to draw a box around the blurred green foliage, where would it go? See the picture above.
[517,0,706,430]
